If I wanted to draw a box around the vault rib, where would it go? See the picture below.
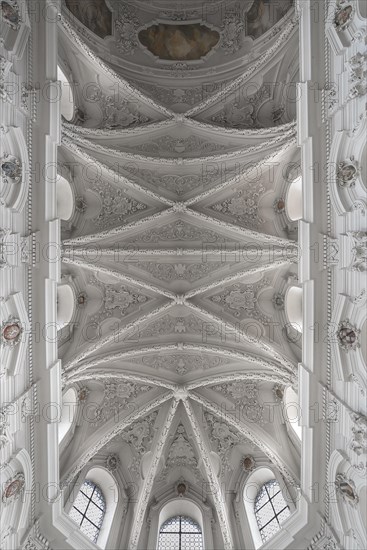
[183,138,296,206]
[61,392,173,489]
[61,135,175,207]
[184,258,294,299]
[187,371,294,390]
[189,392,298,485]
[60,343,294,383]
[183,398,234,550]
[185,301,296,374]
[63,370,177,392]
[129,398,179,550]
[184,207,298,248]
[60,15,175,118]
[62,254,175,299]
[62,207,175,245]
[62,301,175,371]
[64,246,292,258]
[185,16,298,117]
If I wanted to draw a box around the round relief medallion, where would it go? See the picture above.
[1,318,22,346]
[337,320,360,352]
[1,1,21,29]
[338,326,356,344]
[243,455,255,471]
[274,198,285,213]
[2,473,25,502]
[337,161,358,187]
[1,154,22,183]
[334,5,353,30]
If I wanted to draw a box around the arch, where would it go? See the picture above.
[147,492,213,550]
[57,284,75,330]
[57,66,75,122]
[284,386,302,441]
[56,175,74,220]
[243,468,290,548]
[58,387,77,444]
[286,176,303,221]
[158,514,203,550]
[158,499,204,533]
[357,0,367,19]
[285,286,303,333]
[68,467,118,549]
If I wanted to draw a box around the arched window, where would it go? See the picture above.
[158,515,203,550]
[58,387,77,444]
[254,480,290,543]
[56,175,74,221]
[284,386,302,440]
[69,480,106,543]
[285,286,303,333]
[57,66,75,122]
[57,283,75,330]
[286,176,302,221]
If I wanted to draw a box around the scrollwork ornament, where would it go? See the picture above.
[0,408,10,448]
[115,5,139,55]
[348,231,367,272]
[350,413,367,455]
[220,10,244,55]
[2,472,25,503]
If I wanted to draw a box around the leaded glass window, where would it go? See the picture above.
[158,515,203,550]
[69,480,106,543]
[254,479,290,543]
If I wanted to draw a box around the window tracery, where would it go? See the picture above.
[158,515,203,550]
[69,480,106,543]
[254,480,290,543]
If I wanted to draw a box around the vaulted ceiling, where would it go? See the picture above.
[58,1,300,548]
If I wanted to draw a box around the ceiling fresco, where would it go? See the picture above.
[138,23,220,61]
[65,0,112,39]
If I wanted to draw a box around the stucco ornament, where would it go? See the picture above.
[242,455,256,471]
[1,317,23,347]
[1,1,21,31]
[333,4,354,31]
[336,159,359,188]
[1,154,22,184]
[335,473,359,506]
[115,4,140,54]
[105,454,120,472]
[336,319,360,352]
[2,472,25,503]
